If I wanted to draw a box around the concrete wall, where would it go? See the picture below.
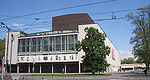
[5,31,20,64]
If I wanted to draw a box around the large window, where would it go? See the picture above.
[31,38,36,52]
[18,34,78,53]
[37,38,41,52]
[43,37,48,51]
[62,36,67,51]
[49,37,53,51]
[26,38,30,52]
[68,35,74,50]
[18,39,25,52]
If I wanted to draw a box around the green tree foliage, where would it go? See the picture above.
[126,5,150,71]
[0,38,5,59]
[76,27,110,74]
[121,57,136,64]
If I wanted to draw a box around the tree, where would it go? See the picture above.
[0,38,5,65]
[121,57,136,64]
[126,5,150,73]
[76,27,110,74]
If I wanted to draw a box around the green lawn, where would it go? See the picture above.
[130,71,139,73]
[24,74,112,76]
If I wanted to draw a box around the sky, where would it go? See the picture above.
[0,0,150,60]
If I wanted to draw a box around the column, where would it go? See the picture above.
[52,63,53,73]
[40,64,41,73]
[79,62,80,73]
[28,64,30,73]
[65,63,66,73]
[17,64,19,73]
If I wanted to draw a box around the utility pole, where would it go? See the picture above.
[1,22,11,80]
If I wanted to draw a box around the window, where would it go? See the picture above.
[43,37,48,51]
[26,38,30,52]
[68,35,75,50]
[18,39,25,52]
[37,38,41,52]
[49,37,53,51]
[18,34,78,53]
[31,38,36,52]
[56,36,61,51]
[62,36,66,51]
[52,37,56,51]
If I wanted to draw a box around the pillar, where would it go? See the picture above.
[65,63,66,73]
[52,63,53,73]
[28,64,30,73]
[79,62,80,73]
[40,64,41,73]
[17,64,19,73]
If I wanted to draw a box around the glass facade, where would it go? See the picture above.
[18,34,78,53]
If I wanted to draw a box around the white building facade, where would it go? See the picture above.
[4,14,121,73]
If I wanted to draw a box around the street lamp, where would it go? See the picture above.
[1,22,11,80]
[10,34,14,79]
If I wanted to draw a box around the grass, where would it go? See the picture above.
[130,71,139,73]
[24,74,112,76]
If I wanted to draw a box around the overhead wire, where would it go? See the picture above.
[0,0,118,21]
[94,16,126,21]
[0,1,138,34]
[0,14,38,20]
[8,8,138,30]
[90,9,137,15]
[0,0,141,39]
[10,21,51,28]
[14,16,126,31]
[0,8,137,21]
[0,16,131,39]
[5,9,132,32]
[21,18,40,32]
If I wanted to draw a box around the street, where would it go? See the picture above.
[0,72,150,80]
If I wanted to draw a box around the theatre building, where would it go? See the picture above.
[5,13,121,73]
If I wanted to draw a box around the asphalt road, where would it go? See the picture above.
[0,72,150,80]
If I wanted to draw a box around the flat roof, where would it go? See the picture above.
[20,30,78,37]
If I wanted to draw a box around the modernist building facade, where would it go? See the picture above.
[5,14,121,73]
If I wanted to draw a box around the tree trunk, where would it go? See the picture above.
[99,71,101,74]
[147,63,149,70]
[146,63,149,70]
[92,72,95,75]
[144,63,149,75]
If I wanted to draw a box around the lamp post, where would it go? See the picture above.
[10,34,14,79]
[1,22,11,80]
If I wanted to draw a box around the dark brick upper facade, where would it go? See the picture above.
[52,13,95,31]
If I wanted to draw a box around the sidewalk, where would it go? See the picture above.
[0,72,150,80]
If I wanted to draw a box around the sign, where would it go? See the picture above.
[17,54,78,63]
